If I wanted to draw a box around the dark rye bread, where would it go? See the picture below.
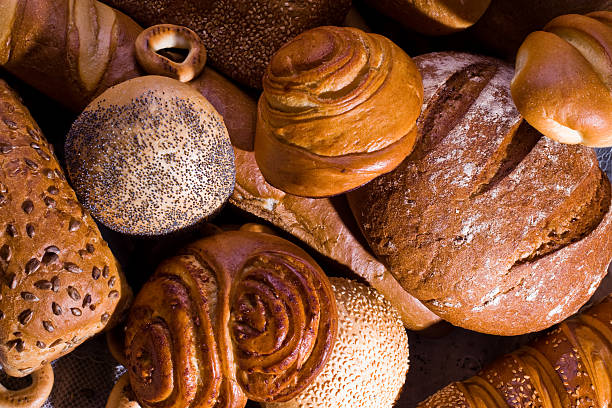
[348,52,612,335]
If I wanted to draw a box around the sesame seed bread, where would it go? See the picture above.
[0,79,131,377]
[100,0,352,88]
[348,52,612,335]
[264,278,409,408]
[419,294,612,407]
[65,76,236,236]
[255,26,424,197]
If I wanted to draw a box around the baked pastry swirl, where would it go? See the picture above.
[419,294,612,407]
[124,231,337,407]
[255,26,423,197]
[511,11,612,147]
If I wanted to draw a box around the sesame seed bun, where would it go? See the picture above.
[264,278,409,408]
[65,75,235,235]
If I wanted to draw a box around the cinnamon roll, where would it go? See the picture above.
[123,231,337,407]
[255,26,423,197]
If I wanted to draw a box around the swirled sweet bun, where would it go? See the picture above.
[255,26,423,197]
[511,11,612,147]
[65,75,235,235]
[123,230,337,407]
[264,278,409,408]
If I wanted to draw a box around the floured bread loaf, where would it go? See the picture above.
[349,52,612,335]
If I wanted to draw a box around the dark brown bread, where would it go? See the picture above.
[0,80,131,377]
[348,52,612,335]
[419,294,612,407]
[100,0,352,88]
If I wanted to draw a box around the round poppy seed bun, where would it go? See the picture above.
[65,75,235,236]
[264,278,409,408]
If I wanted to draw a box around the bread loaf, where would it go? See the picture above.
[231,138,441,331]
[256,26,423,197]
[511,11,612,147]
[0,0,256,146]
[348,52,612,335]
[419,294,612,407]
[0,79,131,376]
[65,76,235,235]
[362,0,491,35]
[122,230,337,407]
[100,0,352,88]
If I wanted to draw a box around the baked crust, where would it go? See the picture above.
[349,52,612,335]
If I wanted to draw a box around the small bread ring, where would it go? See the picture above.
[0,364,54,408]
[105,375,140,408]
[135,24,207,82]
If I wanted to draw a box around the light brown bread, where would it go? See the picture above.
[0,80,131,377]
[65,76,236,236]
[231,145,441,331]
[349,52,612,335]
[256,26,423,197]
[511,11,612,147]
[419,294,612,407]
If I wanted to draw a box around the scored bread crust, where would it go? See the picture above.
[0,80,131,377]
[348,52,612,335]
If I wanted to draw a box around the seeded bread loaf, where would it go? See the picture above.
[348,52,612,335]
[419,294,612,407]
[0,79,131,377]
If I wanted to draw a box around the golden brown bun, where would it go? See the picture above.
[264,278,409,408]
[124,231,337,407]
[348,52,612,335]
[255,26,423,197]
[419,294,612,407]
[363,0,491,35]
[0,0,256,148]
[511,11,612,147]
[100,0,351,88]
[0,80,131,377]
[65,76,235,236]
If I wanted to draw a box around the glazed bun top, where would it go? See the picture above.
[261,26,423,157]
[65,75,235,236]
